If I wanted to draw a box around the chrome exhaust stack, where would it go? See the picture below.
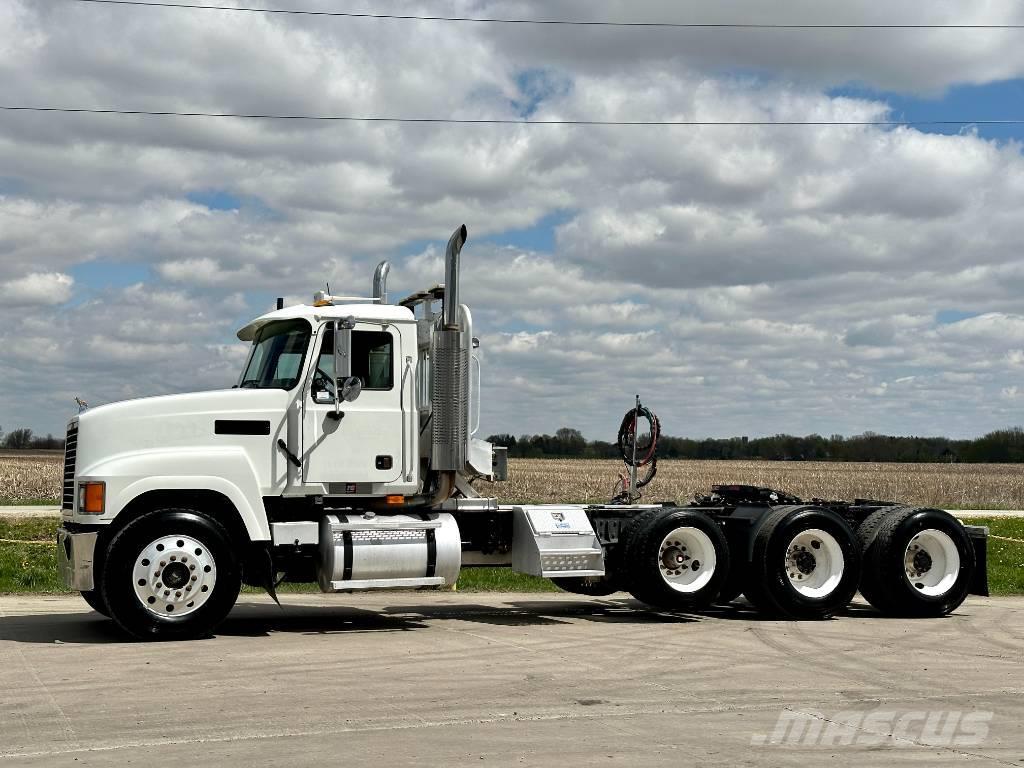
[443,224,467,329]
[372,260,391,304]
[431,224,470,471]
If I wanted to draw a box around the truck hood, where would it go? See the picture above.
[76,389,291,475]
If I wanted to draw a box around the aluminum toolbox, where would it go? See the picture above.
[511,505,605,578]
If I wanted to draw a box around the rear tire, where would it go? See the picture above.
[100,509,241,641]
[623,508,730,610]
[856,508,894,549]
[744,506,860,619]
[858,507,974,617]
[714,575,745,605]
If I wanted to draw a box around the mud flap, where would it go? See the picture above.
[249,546,282,607]
[963,525,989,597]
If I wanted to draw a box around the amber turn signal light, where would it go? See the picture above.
[78,482,105,515]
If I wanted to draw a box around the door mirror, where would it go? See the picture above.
[334,316,355,380]
[330,316,357,417]
[340,376,362,402]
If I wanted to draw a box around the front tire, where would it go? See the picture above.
[100,509,241,641]
[80,589,110,617]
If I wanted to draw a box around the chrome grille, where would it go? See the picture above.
[62,423,77,511]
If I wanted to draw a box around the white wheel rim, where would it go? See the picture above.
[132,535,217,617]
[784,528,845,598]
[658,526,717,593]
[905,528,960,596]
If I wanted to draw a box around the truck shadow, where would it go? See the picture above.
[1,596,928,645]
[0,597,702,644]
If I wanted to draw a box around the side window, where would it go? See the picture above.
[315,327,394,392]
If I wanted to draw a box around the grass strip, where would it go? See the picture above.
[2,516,1020,595]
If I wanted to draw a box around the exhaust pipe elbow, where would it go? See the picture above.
[372,260,391,304]
[443,224,468,329]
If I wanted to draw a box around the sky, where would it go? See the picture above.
[2,0,1024,442]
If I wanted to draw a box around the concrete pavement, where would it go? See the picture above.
[0,507,61,518]
[0,592,1021,766]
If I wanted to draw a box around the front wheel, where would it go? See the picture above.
[100,509,241,641]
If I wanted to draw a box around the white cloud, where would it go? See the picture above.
[1,0,1024,440]
[0,272,74,306]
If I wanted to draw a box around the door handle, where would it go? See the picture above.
[276,439,302,468]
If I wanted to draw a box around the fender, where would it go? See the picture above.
[77,447,269,541]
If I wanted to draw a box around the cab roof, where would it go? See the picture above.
[236,302,415,341]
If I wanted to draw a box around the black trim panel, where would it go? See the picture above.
[342,530,354,581]
[420,513,437,578]
[215,419,271,436]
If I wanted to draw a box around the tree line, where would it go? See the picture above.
[4,421,1024,462]
[486,427,1024,463]
[0,427,65,450]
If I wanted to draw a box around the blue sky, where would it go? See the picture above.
[830,79,1024,142]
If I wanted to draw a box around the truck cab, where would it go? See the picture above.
[58,225,514,638]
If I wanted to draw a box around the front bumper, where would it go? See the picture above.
[57,527,98,591]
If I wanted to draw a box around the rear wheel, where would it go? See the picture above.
[623,508,730,610]
[100,509,241,640]
[858,507,974,617]
[744,506,860,619]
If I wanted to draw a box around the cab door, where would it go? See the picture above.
[302,323,405,484]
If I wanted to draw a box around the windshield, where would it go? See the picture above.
[239,319,311,390]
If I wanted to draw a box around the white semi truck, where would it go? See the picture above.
[57,225,989,640]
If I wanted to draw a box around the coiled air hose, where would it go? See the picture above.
[612,403,660,502]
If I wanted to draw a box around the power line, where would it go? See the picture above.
[3,105,1024,126]
[65,0,1024,29]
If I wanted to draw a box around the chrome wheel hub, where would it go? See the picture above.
[133,535,217,617]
